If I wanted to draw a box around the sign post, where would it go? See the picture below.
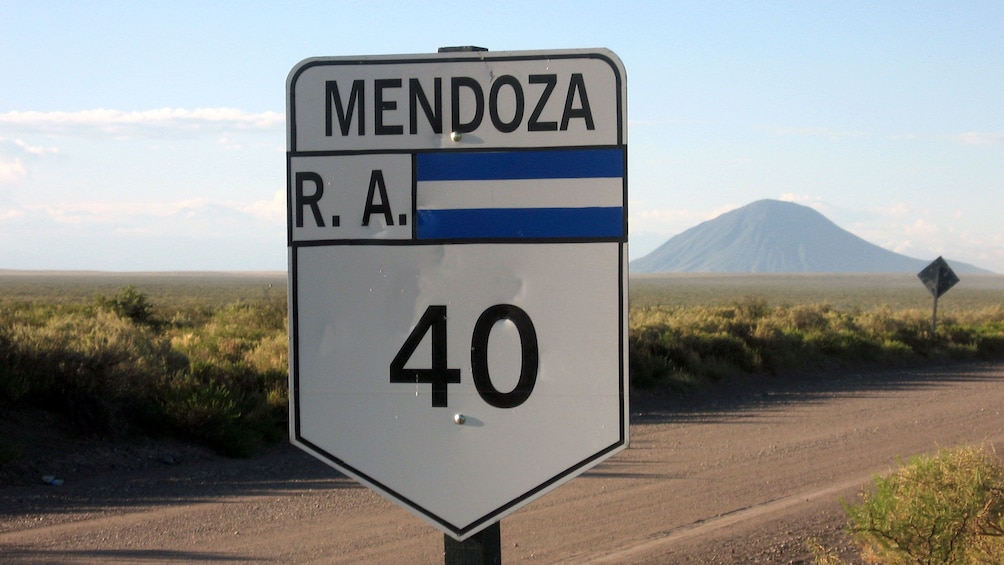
[285,48,629,549]
[444,521,501,565]
[917,256,960,335]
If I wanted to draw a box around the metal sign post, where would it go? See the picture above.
[285,48,629,553]
[444,522,502,565]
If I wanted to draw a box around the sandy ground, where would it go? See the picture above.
[2,362,1003,564]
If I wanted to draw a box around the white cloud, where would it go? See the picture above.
[849,207,1004,272]
[888,239,915,255]
[0,108,283,139]
[953,132,1004,146]
[0,207,24,220]
[217,135,243,150]
[779,193,820,206]
[903,218,942,237]
[14,139,59,155]
[0,139,60,185]
[240,191,286,224]
[778,193,832,216]
[0,158,27,184]
[871,202,911,218]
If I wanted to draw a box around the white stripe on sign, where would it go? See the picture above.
[416,177,623,211]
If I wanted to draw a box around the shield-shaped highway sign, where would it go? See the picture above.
[286,48,629,540]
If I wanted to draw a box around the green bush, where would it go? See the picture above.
[160,362,286,457]
[5,283,1004,459]
[0,307,179,434]
[820,445,1004,564]
[629,297,1004,390]
[0,287,289,457]
[95,285,157,326]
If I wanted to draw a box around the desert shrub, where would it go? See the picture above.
[629,328,680,390]
[6,281,1004,456]
[803,330,888,365]
[630,326,761,387]
[243,333,289,375]
[817,445,1004,564]
[95,285,157,326]
[628,297,1004,390]
[160,361,287,457]
[780,304,833,333]
[169,300,286,365]
[0,287,289,457]
[0,307,180,434]
[942,319,1004,360]
[975,330,1004,358]
[157,295,289,455]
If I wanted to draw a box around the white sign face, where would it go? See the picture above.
[286,49,628,540]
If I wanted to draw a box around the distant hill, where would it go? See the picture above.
[631,199,992,274]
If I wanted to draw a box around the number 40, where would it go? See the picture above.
[390,304,539,409]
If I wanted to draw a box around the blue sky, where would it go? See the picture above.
[2,1,1002,272]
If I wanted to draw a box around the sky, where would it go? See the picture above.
[1,1,1002,273]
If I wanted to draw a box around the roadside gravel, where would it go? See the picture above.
[3,362,1003,564]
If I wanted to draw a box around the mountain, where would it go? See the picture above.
[631,199,992,274]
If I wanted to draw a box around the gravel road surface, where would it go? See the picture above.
[2,362,1003,564]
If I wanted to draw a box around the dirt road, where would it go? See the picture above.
[3,363,1003,564]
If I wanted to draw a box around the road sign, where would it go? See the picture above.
[918,256,960,334]
[918,256,959,299]
[286,49,628,540]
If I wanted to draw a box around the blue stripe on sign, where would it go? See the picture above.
[416,148,624,181]
[416,207,624,240]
